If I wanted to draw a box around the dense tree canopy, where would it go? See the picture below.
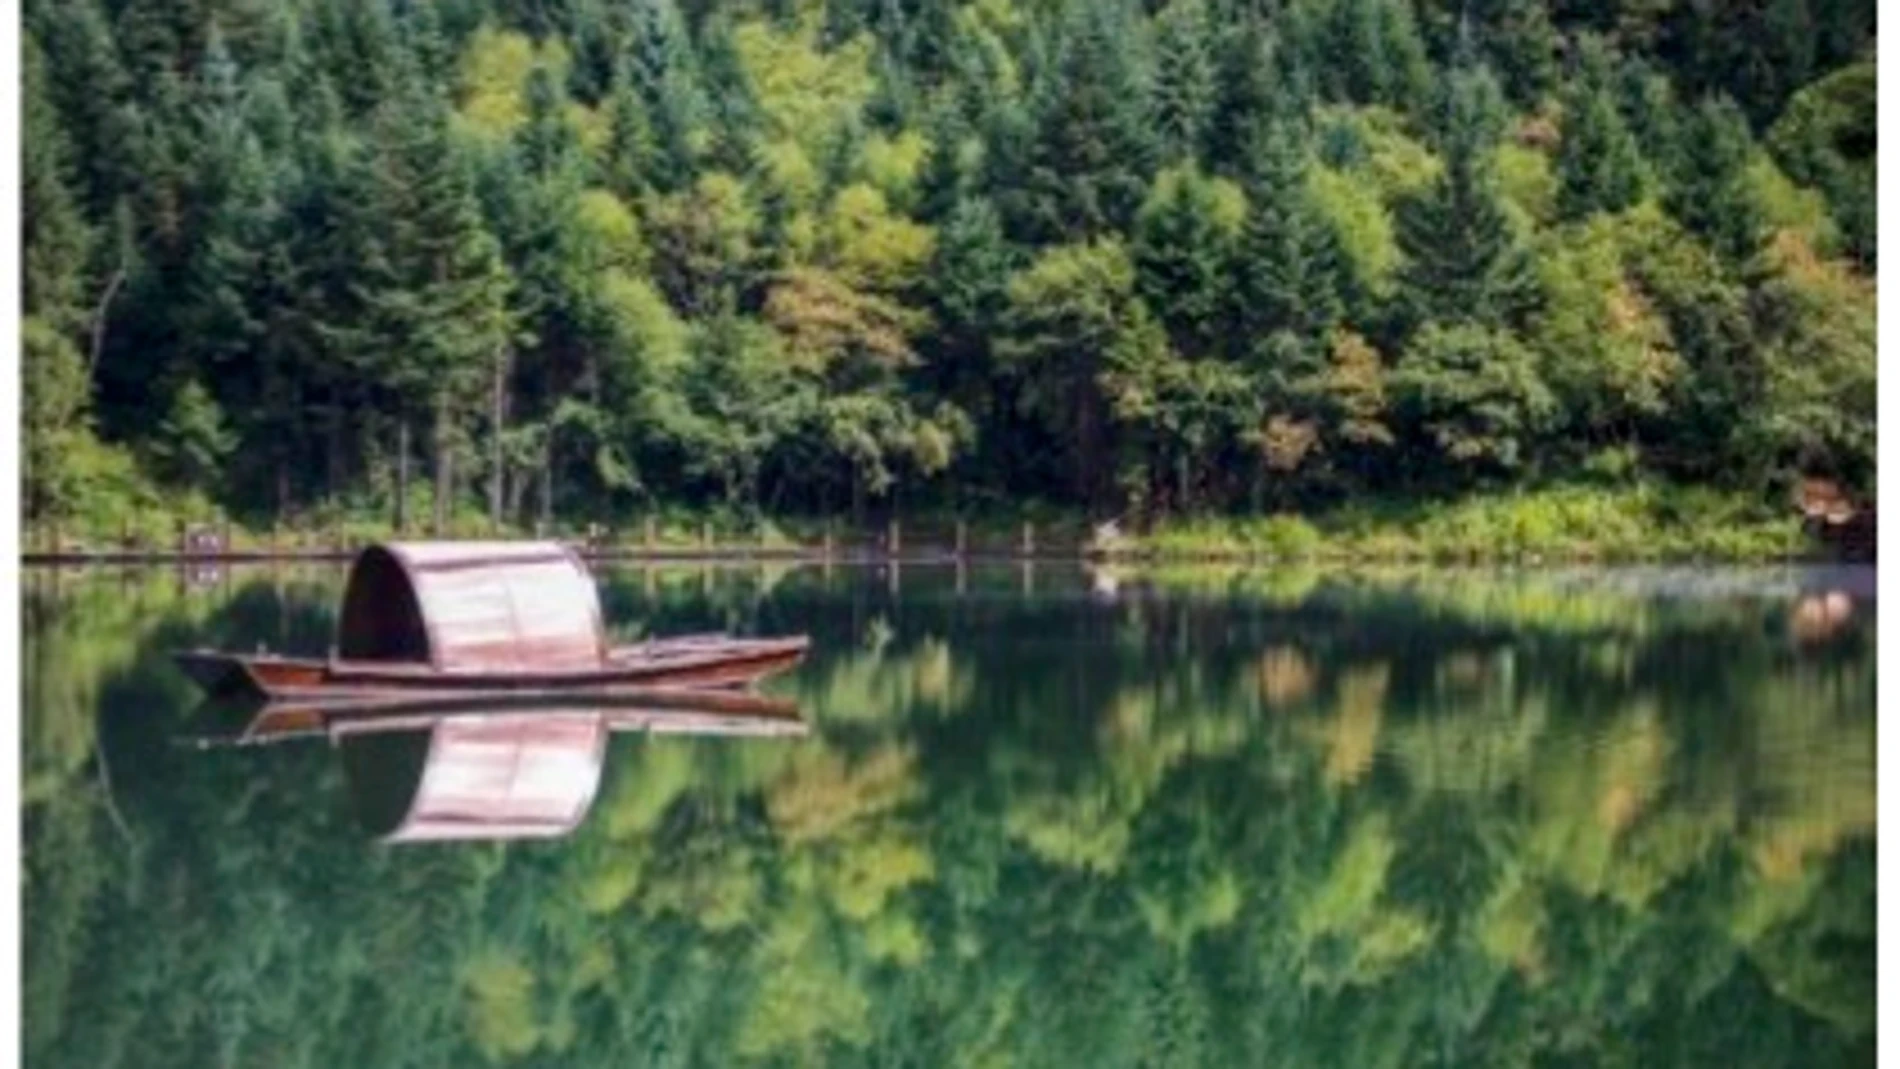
[19,0,1877,531]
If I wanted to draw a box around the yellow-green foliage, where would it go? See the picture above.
[766,746,918,842]
[1146,163,1249,236]
[573,189,645,272]
[1476,873,1547,975]
[457,27,570,139]
[734,15,875,161]
[1532,209,1682,425]
[1296,813,1434,985]
[821,183,936,290]
[1747,155,1839,251]
[1317,105,1440,198]
[597,270,689,374]
[462,950,543,1061]
[1497,142,1557,224]
[1298,814,1398,940]
[736,905,874,1060]
[859,130,931,202]
[1137,868,1242,948]
[1308,165,1399,295]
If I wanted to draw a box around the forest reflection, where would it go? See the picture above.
[23,563,1875,1068]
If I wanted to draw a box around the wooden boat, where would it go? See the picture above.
[173,541,809,702]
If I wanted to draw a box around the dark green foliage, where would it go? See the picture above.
[1555,36,1647,221]
[1018,0,1158,241]
[16,0,1878,527]
[1150,0,1217,164]
[1666,96,1764,264]
[1231,123,1344,367]
[1395,66,1538,333]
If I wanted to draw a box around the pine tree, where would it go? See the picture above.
[352,75,517,526]
[22,35,93,333]
[23,34,98,520]
[1667,96,1765,265]
[916,98,974,225]
[1231,122,1343,383]
[605,64,656,200]
[1555,36,1647,221]
[1394,65,1537,332]
[1132,166,1236,358]
[1021,0,1158,241]
[30,0,138,219]
[1151,0,1216,165]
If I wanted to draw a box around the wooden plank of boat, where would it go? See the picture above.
[174,636,808,701]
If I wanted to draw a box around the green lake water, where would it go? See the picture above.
[22,562,1876,1067]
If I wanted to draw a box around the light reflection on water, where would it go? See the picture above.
[22,563,1876,1068]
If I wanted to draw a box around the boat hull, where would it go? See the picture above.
[174,636,809,703]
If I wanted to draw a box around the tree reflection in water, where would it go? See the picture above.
[23,563,1875,1067]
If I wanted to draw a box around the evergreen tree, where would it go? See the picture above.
[1019,0,1158,241]
[23,36,93,332]
[1666,96,1765,265]
[350,75,517,525]
[1394,65,1537,332]
[30,0,138,220]
[1151,0,1216,165]
[605,63,656,200]
[1555,36,1647,221]
[1230,123,1343,388]
[1132,166,1237,358]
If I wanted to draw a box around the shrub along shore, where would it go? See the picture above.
[22,483,1816,564]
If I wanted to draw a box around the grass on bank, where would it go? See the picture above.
[24,481,1810,563]
[1133,483,1807,563]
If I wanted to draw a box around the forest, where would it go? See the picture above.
[21,0,1878,536]
[22,565,1876,1066]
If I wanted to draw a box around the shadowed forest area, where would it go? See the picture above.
[21,0,1875,541]
[21,564,1875,1066]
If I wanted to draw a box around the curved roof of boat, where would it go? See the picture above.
[340,711,608,843]
[337,540,607,672]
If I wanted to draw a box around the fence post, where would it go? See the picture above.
[955,519,968,559]
[644,516,657,552]
[822,521,834,560]
[1021,520,1035,558]
[888,517,901,558]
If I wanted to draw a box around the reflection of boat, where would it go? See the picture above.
[185,692,808,843]
[173,541,809,702]
[187,688,809,747]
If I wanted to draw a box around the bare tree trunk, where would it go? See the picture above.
[395,418,410,534]
[490,349,508,530]
[433,394,452,536]
[540,438,554,532]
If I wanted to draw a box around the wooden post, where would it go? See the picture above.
[1021,520,1035,558]
[888,517,901,558]
[822,521,834,559]
[644,516,657,552]
[955,519,968,559]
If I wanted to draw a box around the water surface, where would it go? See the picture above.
[22,563,1876,1067]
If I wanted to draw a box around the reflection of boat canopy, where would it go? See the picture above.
[342,712,610,843]
[173,541,809,701]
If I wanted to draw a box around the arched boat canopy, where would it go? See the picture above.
[338,541,607,672]
[341,712,608,843]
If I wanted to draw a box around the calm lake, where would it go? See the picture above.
[22,562,1876,1068]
